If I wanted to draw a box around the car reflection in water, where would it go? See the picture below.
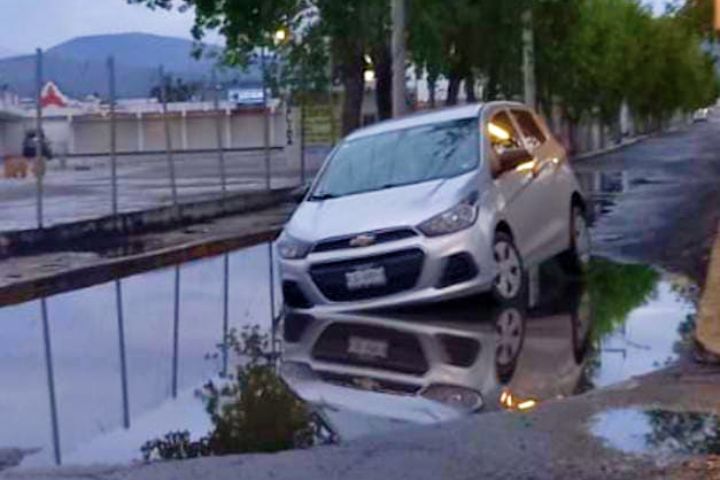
[280,265,592,440]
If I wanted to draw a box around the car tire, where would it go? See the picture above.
[491,232,526,303]
[560,205,591,275]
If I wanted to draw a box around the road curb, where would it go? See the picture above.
[571,123,691,162]
[695,224,720,357]
[0,187,303,259]
[0,226,282,308]
[572,136,647,161]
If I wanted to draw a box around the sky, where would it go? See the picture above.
[0,0,669,55]
[0,0,203,54]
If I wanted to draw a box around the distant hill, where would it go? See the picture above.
[0,46,19,60]
[0,33,261,99]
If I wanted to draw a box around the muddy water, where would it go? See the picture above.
[0,245,696,468]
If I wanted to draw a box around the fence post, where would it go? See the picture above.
[159,66,179,207]
[300,101,306,185]
[211,71,228,201]
[108,56,118,216]
[261,47,271,190]
[40,298,61,465]
[35,49,44,229]
[115,280,130,429]
[171,264,181,398]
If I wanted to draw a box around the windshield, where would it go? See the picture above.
[310,118,479,200]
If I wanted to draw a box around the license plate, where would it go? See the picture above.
[348,336,389,359]
[345,266,387,290]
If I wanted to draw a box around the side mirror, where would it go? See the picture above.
[497,148,533,175]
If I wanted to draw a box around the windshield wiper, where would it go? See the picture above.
[309,192,338,201]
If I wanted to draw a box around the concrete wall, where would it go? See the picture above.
[66,110,290,155]
[0,119,25,157]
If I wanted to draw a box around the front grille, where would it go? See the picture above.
[317,371,422,395]
[310,249,424,301]
[312,228,418,253]
[312,323,429,375]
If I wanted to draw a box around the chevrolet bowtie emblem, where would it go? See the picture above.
[349,234,376,248]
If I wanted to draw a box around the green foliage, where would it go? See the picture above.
[141,326,332,461]
[129,0,718,134]
[585,259,660,339]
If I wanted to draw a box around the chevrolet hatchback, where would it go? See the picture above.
[278,102,590,311]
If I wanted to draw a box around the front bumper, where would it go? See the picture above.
[279,225,496,312]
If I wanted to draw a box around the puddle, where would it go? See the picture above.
[0,244,281,468]
[0,248,697,467]
[281,258,696,441]
[592,408,720,456]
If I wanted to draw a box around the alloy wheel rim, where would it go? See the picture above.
[493,240,522,299]
[496,308,523,366]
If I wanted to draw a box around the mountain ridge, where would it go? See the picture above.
[0,33,260,99]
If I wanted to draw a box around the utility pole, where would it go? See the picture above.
[392,0,407,117]
[522,8,536,109]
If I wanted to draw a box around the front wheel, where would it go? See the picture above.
[560,205,591,274]
[491,233,526,303]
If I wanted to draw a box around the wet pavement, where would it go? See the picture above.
[0,149,326,232]
[1,117,720,476]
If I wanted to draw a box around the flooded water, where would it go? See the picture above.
[0,241,697,468]
[0,244,281,467]
[592,408,720,456]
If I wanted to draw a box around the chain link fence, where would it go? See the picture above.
[0,50,335,232]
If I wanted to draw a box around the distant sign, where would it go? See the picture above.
[304,104,339,145]
[228,88,264,106]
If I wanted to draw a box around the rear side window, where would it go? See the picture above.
[511,109,547,150]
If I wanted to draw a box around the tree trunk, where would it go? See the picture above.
[371,44,393,121]
[464,74,476,103]
[337,43,366,136]
[446,72,462,106]
[428,73,437,109]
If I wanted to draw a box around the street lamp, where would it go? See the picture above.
[274,28,288,44]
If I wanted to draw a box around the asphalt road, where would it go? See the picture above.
[574,116,720,285]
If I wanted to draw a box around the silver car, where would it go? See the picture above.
[278,102,590,311]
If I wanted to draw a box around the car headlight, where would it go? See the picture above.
[421,384,483,411]
[277,235,313,260]
[418,196,479,237]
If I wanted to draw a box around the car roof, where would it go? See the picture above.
[344,101,528,141]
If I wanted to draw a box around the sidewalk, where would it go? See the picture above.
[0,200,295,307]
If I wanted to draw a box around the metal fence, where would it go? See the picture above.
[0,50,334,232]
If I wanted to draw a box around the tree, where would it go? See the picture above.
[150,76,201,102]
[129,0,391,135]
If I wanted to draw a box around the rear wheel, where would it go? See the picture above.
[561,205,591,274]
[492,233,525,303]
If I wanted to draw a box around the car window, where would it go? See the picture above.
[511,109,547,151]
[488,111,524,176]
[310,118,478,199]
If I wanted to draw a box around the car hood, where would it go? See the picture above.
[286,172,479,241]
